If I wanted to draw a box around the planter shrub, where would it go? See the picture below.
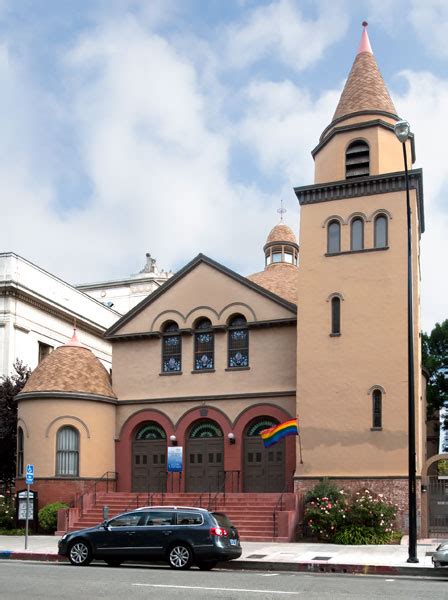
[38,502,69,533]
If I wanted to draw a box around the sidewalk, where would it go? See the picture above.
[0,535,447,577]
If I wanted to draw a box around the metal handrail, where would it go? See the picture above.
[208,470,241,511]
[74,471,118,516]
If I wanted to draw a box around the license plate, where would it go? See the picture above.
[230,539,237,546]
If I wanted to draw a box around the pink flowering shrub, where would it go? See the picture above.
[304,484,398,544]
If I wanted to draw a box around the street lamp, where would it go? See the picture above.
[393,118,419,563]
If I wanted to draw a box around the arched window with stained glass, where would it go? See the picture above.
[17,426,24,477]
[161,321,182,373]
[228,315,249,368]
[135,422,167,440]
[194,318,214,371]
[189,420,223,438]
[245,417,279,437]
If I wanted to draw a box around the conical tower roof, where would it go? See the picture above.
[20,333,116,399]
[332,22,397,124]
[265,223,298,246]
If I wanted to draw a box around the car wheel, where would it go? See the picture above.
[105,559,123,567]
[196,560,218,571]
[68,540,92,566]
[168,543,193,570]
[433,560,442,568]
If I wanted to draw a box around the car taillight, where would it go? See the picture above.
[210,526,228,537]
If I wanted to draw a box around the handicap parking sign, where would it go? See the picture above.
[25,464,34,484]
[26,464,34,475]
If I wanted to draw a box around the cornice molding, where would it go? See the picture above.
[16,391,118,404]
[294,169,425,234]
[117,389,296,405]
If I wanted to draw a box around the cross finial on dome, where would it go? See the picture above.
[357,20,373,55]
[277,199,287,222]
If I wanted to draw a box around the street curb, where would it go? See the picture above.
[0,551,446,577]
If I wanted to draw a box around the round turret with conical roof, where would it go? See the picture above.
[16,330,117,509]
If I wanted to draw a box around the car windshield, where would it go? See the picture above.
[211,512,235,529]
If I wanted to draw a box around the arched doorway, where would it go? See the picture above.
[132,422,167,492]
[186,420,224,492]
[244,417,285,492]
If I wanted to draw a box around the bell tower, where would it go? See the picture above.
[294,23,425,526]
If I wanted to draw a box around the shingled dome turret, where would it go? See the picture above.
[20,331,116,400]
[247,222,299,305]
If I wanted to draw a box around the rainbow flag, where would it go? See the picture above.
[260,419,299,448]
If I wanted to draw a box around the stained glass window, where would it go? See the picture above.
[135,422,166,440]
[194,318,214,370]
[17,427,24,477]
[189,421,223,438]
[228,315,249,368]
[162,321,181,372]
[246,417,278,437]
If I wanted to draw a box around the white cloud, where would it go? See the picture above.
[225,0,349,72]
[393,69,448,331]
[409,0,448,59]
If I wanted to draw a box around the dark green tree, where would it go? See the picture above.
[0,360,31,488]
[422,319,448,421]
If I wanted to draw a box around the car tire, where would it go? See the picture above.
[433,560,442,568]
[196,560,218,571]
[105,559,123,567]
[68,540,92,566]
[168,543,193,570]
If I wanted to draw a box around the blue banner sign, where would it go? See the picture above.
[167,447,183,472]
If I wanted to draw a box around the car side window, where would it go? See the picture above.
[176,511,203,525]
[109,512,142,527]
[145,511,175,526]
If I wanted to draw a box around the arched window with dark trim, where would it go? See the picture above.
[374,214,388,248]
[331,296,341,335]
[372,389,382,429]
[228,315,249,368]
[350,217,364,251]
[194,318,214,370]
[327,220,341,254]
[161,321,182,373]
[56,426,79,476]
[346,140,370,178]
[17,427,24,477]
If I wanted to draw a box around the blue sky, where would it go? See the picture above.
[1,0,447,332]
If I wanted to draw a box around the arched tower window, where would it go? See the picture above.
[161,321,182,373]
[56,426,79,476]
[17,427,24,477]
[374,214,388,248]
[346,140,370,179]
[228,315,249,368]
[327,220,341,254]
[351,217,364,251]
[331,297,341,335]
[194,318,214,371]
[372,389,382,429]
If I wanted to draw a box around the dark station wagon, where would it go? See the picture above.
[58,506,241,570]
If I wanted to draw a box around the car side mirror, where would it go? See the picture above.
[102,520,109,529]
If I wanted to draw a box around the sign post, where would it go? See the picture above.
[25,464,34,550]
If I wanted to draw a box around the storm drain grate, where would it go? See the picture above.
[247,554,267,559]
[311,556,332,561]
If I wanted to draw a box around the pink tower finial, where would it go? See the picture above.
[357,20,373,54]
[64,320,83,347]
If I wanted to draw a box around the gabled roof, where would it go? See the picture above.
[105,253,297,338]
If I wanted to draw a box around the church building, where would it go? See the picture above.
[16,24,430,539]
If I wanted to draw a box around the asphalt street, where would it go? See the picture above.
[1,561,447,599]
